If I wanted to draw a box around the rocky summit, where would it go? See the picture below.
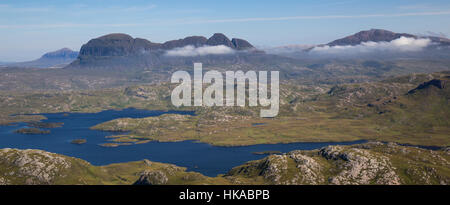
[327,29,416,46]
[324,28,450,47]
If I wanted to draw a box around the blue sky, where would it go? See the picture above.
[1,0,450,61]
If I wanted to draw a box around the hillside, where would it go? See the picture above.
[1,142,448,185]
[225,142,450,185]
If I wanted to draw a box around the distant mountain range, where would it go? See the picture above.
[265,29,450,54]
[324,28,450,47]
[67,33,271,69]
[4,48,78,68]
[326,29,416,46]
[77,33,255,58]
[3,29,450,70]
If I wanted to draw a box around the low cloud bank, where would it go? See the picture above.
[263,44,315,54]
[311,37,432,54]
[165,45,235,57]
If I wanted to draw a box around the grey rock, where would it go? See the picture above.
[133,170,168,185]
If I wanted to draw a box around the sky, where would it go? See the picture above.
[1,0,450,61]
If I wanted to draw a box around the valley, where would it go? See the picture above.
[0,29,449,185]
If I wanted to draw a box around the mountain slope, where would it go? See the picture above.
[327,29,416,46]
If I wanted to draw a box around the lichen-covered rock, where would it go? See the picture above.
[288,151,324,184]
[225,142,448,185]
[322,147,400,185]
[133,170,168,185]
[0,148,71,185]
[258,155,288,184]
[0,177,8,185]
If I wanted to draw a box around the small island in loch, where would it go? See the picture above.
[14,128,50,135]
[70,139,87,145]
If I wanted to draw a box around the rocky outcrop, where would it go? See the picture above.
[133,170,168,185]
[231,38,254,50]
[259,155,288,183]
[408,78,449,94]
[319,146,400,185]
[288,151,324,184]
[226,142,450,185]
[0,148,71,184]
[0,148,204,185]
[206,33,235,48]
[1,143,448,185]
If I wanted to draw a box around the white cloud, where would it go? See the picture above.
[165,45,235,57]
[262,44,315,54]
[311,37,432,54]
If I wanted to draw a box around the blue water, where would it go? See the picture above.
[0,108,365,176]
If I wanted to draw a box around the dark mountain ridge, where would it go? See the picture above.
[77,33,255,58]
[407,77,449,94]
[326,29,450,47]
[67,33,275,69]
[327,29,415,46]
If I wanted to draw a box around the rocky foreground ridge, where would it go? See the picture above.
[226,142,449,185]
[1,142,449,185]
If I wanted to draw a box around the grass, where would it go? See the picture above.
[0,72,449,147]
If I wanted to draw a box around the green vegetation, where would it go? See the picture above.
[224,142,450,185]
[90,72,450,147]
[1,71,448,147]
[1,142,448,185]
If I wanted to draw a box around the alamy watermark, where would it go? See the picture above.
[170,63,279,117]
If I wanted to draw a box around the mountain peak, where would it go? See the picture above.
[42,48,78,59]
[79,33,159,57]
[231,38,254,50]
[327,29,416,46]
[161,36,208,49]
[6,48,79,68]
[98,33,134,41]
[206,33,234,48]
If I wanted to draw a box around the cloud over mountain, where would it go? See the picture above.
[311,37,432,54]
[165,45,235,57]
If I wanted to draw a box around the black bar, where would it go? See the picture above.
[0,185,448,203]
